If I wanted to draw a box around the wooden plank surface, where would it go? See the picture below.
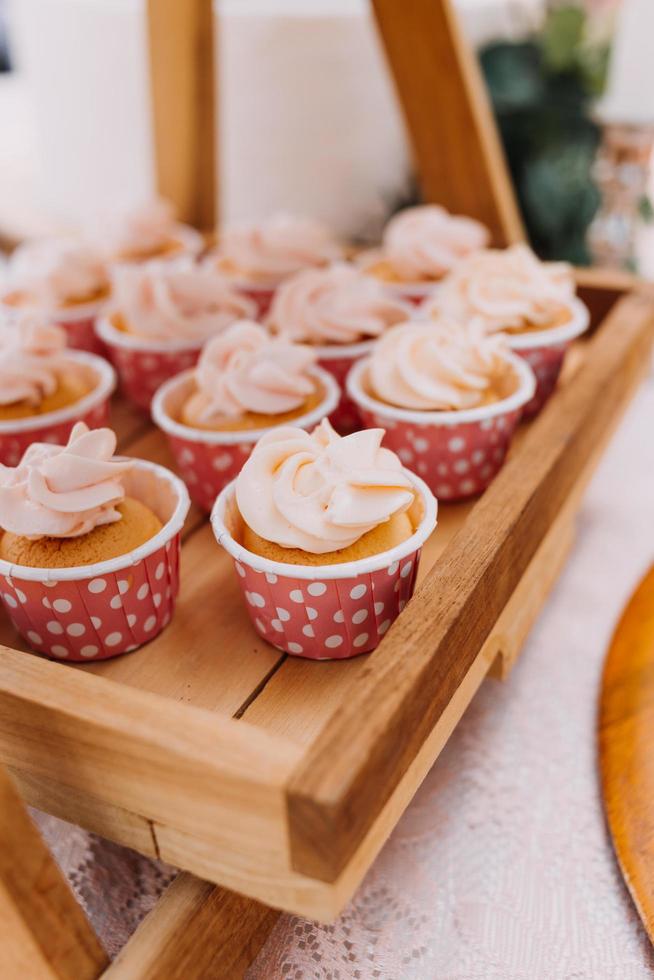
[105,874,279,980]
[372,0,523,245]
[0,765,107,980]
[147,0,215,229]
[285,292,654,884]
[599,564,654,943]
[0,649,301,874]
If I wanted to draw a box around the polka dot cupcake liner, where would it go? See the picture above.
[316,340,376,434]
[346,352,536,501]
[506,297,590,418]
[210,474,437,660]
[0,351,116,466]
[1,298,108,355]
[96,315,204,412]
[151,366,341,512]
[0,461,190,662]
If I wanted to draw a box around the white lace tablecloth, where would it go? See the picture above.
[34,370,654,979]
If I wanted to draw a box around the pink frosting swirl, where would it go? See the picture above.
[0,422,132,539]
[236,419,416,554]
[216,213,342,283]
[427,244,576,332]
[368,319,511,411]
[380,205,490,281]
[103,198,190,258]
[267,264,411,344]
[4,237,108,308]
[110,260,257,343]
[186,321,316,424]
[0,317,68,406]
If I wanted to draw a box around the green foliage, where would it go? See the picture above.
[480,1,612,263]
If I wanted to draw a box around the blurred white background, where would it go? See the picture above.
[2,0,544,239]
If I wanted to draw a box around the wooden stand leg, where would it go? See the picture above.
[146,0,216,229]
[371,0,523,244]
[0,766,107,980]
[104,874,280,980]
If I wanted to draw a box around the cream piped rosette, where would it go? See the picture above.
[213,212,342,285]
[267,263,412,345]
[367,319,512,412]
[0,422,131,539]
[2,237,109,309]
[235,419,416,555]
[183,321,318,426]
[425,244,577,335]
[100,198,203,262]
[380,205,490,281]
[0,319,69,407]
[108,259,257,345]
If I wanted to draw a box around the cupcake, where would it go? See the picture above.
[346,319,535,500]
[101,198,203,264]
[211,419,437,659]
[424,244,590,415]
[1,237,110,353]
[207,212,343,316]
[0,316,116,465]
[0,422,190,661]
[358,205,489,303]
[266,263,411,431]
[96,259,256,411]
[152,320,339,511]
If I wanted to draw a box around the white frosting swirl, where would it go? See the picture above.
[267,264,411,344]
[4,237,108,308]
[368,319,511,411]
[0,422,131,539]
[236,419,416,554]
[381,205,489,280]
[427,244,576,332]
[186,320,316,424]
[0,317,68,406]
[110,260,257,343]
[102,198,190,258]
[216,213,341,283]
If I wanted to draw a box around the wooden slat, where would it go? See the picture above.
[147,0,216,229]
[0,649,301,874]
[104,874,279,980]
[0,765,107,980]
[83,525,283,711]
[286,292,654,883]
[599,564,654,942]
[371,0,523,245]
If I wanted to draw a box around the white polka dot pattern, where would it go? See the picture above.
[516,340,570,417]
[317,350,369,433]
[357,402,523,501]
[230,542,423,660]
[107,341,201,412]
[0,533,183,662]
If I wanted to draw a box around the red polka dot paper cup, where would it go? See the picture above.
[151,366,341,512]
[507,298,590,417]
[315,340,376,433]
[1,297,108,355]
[346,352,536,502]
[210,475,437,660]
[0,461,190,662]
[0,351,116,466]
[95,315,204,413]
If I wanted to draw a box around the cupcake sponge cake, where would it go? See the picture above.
[235,419,417,566]
[0,423,161,568]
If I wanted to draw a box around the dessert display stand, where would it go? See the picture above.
[1,1,653,977]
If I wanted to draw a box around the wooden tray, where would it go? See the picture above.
[0,280,651,924]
